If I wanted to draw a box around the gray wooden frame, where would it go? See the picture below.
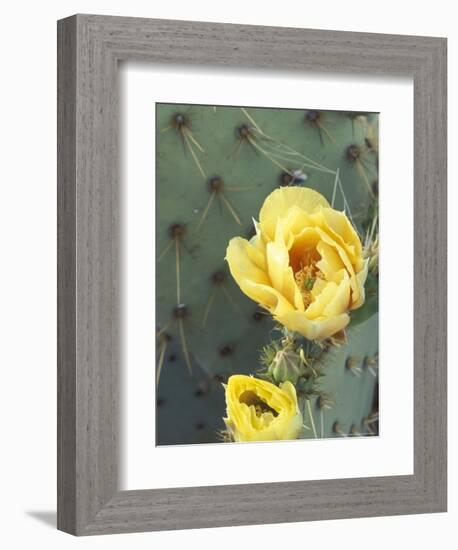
[57,14,447,536]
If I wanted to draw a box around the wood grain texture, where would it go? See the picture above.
[57,14,447,535]
[57,16,77,534]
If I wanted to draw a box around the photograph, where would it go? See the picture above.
[155,103,379,445]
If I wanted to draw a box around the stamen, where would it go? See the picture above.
[239,390,278,420]
[294,263,321,309]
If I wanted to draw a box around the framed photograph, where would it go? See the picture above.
[57,14,447,535]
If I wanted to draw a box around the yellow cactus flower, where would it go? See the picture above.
[226,186,368,341]
[223,374,303,442]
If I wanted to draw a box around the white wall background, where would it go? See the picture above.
[0,1,455,548]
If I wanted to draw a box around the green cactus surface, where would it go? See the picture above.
[155,103,379,445]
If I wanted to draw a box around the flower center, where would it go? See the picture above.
[239,390,279,418]
[294,262,322,309]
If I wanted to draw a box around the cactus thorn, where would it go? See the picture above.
[163,112,206,179]
[202,270,243,326]
[197,176,242,230]
[346,356,362,377]
[333,421,347,437]
[304,110,336,145]
[346,144,376,197]
[350,424,361,436]
[156,332,172,386]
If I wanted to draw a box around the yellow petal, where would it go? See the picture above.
[312,207,362,261]
[277,206,312,244]
[351,258,369,309]
[226,236,268,283]
[224,375,303,442]
[226,234,301,315]
[323,275,351,317]
[305,281,339,319]
[314,227,360,301]
[266,223,304,310]
[311,277,328,298]
[226,237,281,311]
[288,227,321,273]
[259,186,330,241]
[316,241,345,282]
[238,278,297,316]
[280,380,299,408]
[277,309,350,340]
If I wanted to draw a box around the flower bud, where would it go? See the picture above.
[268,348,306,385]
